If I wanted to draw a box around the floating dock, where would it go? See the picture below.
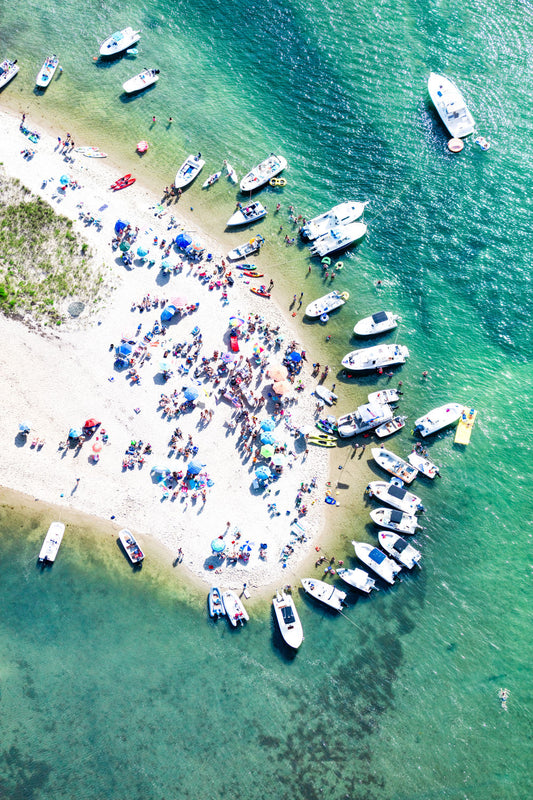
[454,408,478,445]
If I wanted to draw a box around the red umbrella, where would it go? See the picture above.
[84,418,100,428]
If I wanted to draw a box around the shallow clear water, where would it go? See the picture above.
[1,0,532,797]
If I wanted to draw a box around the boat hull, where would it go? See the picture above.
[366,481,424,514]
[370,507,421,535]
[352,541,401,584]
[119,529,144,564]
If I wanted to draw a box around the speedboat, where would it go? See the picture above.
[222,590,249,626]
[100,27,141,57]
[226,201,267,227]
[337,402,393,438]
[301,578,346,611]
[336,567,377,594]
[208,587,226,618]
[175,154,205,188]
[227,235,264,261]
[408,451,440,478]
[119,528,145,564]
[378,532,421,569]
[342,344,409,372]
[366,481,425,514]
[427,72,475,138]
[272,591,304,649]
[240,153,287,193]
[414,403,464,437]
[300,201,369,241]
[309,221,367,257]
[375,415,407,438]
[304,290,349,318]
[202,171,221,188]
[370,507,423,535]
[0,59,19,88]
[371,448,418,484]
[352,541,402,584]
[368,389,400,405]
[354,310,399,337]
[123,68,159,94]
[36,55,59,88]
[38,521,65,563]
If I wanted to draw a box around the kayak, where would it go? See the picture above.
[110,173,131,189]
[316,417,337,434]
[112,176,136,191]
[307,437,336,448]
[242,271,264,277]
[236,263,257,270]
[250,287,270,298]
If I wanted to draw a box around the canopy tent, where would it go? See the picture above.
[84,418,100,429]
[116,343,133,357]
[114,219,129,233]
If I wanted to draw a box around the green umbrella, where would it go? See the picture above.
[260,444,275,459]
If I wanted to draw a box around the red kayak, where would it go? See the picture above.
[113,177,136,191]
[242,271,264,278]
[250,287,270,298]
[110,173,133,190]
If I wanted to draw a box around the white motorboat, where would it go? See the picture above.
[123,68,160,94]
[342,344,409,372]
[208,587,226,618]
[366,481,425,514]
[315,385,338,405]
[336,567,377,594]
[427,72,475,139]
[36,55,59,88]
[227,235,264,261]
[202,171,221,188]
[378,532,421,570]
[408,451,440,478]
[370,507,422,535]
[223,160,238,183]
[354,310,399,337]
[240,153,287,193]
[301,578,346,611]
[414,403,464,437]
[222,591,249,626]
[119,528,145,564]
[300,201,369,241]
[0,59,19,88]
[174,154,206,188]
[304,290,349,318]
[272,591,304,649]
[100,27,141,57]
[368,389,400,405]
[309,221,367,257]
[375,415,407,438]
[372,448,418,484]
[337,402,393,438]
[226,201,267,227]
[352,541,402,585]
[38,521,65,563]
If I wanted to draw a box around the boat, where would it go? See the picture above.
[36,55,59,88]
[250,286,270,298]
[226,201,267,227]
[240,153,287,193]
[0,59,19,88]
[223,160,238,183]
[368,389,400,405]
[337,402,393,438]
[208,587,226,618]
[222,590,249,626]
[122,68,160,94]
[427,72,475,138]
[414,403,464,437]
[454,407,478,445]
[370,507,423,535]
[227,235,264,261]
[354,310,399,337]
[202,171,221,188]
[371,448,419,484]
[174,154,206,188]
[375,415,407,438]
[352,541,402,584]
[336,567,377,594]
[38,521,65,563]
[300,578,346,611]
[119,528,145,564]
[342,344,409,373]
[111,174,136,191]
[75,146,107,158]
[378,532,421,570]
[315,385,338,405]
[272,590,304,649]
[300,201,369,241]
[309,221,367,257]
[408,451,440,478]
[100,27,141,57]
[366,481,425,514]
[304,290,349,318]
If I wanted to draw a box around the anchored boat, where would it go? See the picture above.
[36,55,59,88]
[226,201,267,227]
[222,591,249,626]
[372,448,418,484]
[366,481,425,514]
[208,587,226,618]
[300,201,368,241]
[337,402,393,438]
[342,343,409,373]
[370,507,423,535]
[123,68,159,94]
[240,153,287,193]
[100,27,141,57]
[305,290,349,318]
[119,529,145,564]
[414,403,464,437]
[0,59,19,88]
[354,310,399,337]
[352,541,402,584]
[336,567,377,594]
[272,590,304,649]
[301,578,346,611]
[378,531,421,570]
[38,521,65,563]
[309,221,367,257]
[174,154,205,188]
[428,72,475,138]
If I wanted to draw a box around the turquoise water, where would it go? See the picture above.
[1,1,532,797]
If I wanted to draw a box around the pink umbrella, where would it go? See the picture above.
[267,363,288,381]
[170,296,187,307]
[92,441,102,453]
[273,380,291,395]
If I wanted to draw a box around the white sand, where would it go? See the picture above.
[0,108,332,593]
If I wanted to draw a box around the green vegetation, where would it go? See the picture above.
[0,170,104,324]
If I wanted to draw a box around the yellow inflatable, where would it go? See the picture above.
[269,177,287,187]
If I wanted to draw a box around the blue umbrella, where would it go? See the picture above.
[183,387,199,401]
[255,465,271,480]
[114,219,129,233]
[151,466,170,476]
[260,418,276,432]
[116,343,133,357]
[260,432,277,445]
[211,538,226,553]
[19,422,31,433]
[161,305,176,321]
[137,246,149,258]
[289,351,302,362]
[187,460,205,475]
[69,427,82,438]
[160,260,172,270]
[271,453,286,466]
[175,233,193,249]
[59,174,69,185]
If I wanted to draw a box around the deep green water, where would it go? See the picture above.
[1,1,532,797]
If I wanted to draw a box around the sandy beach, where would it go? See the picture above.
[0,107,336,594]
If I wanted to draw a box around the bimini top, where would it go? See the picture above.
[369,547,386,564]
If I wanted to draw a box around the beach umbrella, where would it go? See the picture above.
[298,425,313,436]
[252,344,263,356]
[271,453,286,466]
[288,351,302,363]
[261,444,275,459]
[211,538,226,553]
[183,387,199,401]
[255,466,271,480]
[160,260,172,270]
[151,466,170,476]
[59,174,69,185]
[267,363,288,381]
[159,360,172,372]
[137,140,149,153]
[69,427,82,439]
[114,219,129,233]
[273,380,291,395]
[137,246,149,258]
[19,422,31,433]
[92,442,102,453]
[260,418,276,432]
[170,297,187,308]
[175,233,193,249]
[84,418,100,428]
[116,343,133,357]
[221,352,237,363]
[260,432,277,445]
[119,241,131,252]
[187,459,205,475]
[229,316,244,328]
[161,305,176,322]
